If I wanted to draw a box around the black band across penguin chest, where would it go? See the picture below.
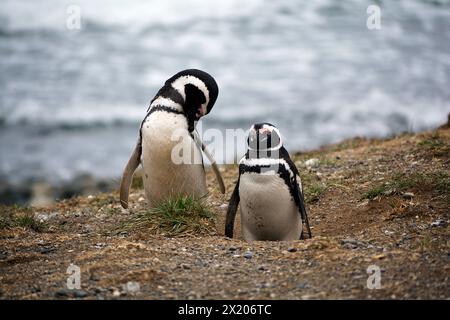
[239,161,297,202]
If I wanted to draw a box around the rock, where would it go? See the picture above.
[297,282,308,289]
[55,288,88,298]
[94,243,107,249]
[402,192,415,200]
[341,238,360,249]
[54,289,71,297]
[39,247,55,254]
[305,158,319,169]
[35,212,58,223]
[123,281,140,294]
[287,247,297,253]
[228,246,237,252]
[89,273,100,282]
[244,251,253,259]
[112,289,121,297]
[430,219,447,228]
[30,287,41,293]
[73,290,88,298]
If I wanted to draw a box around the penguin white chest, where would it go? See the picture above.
[239,173,302,241]
[140,112,206,206]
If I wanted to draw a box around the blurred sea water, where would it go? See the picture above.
[0,0,449,187]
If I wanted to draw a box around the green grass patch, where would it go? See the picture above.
[0,205,46,232]
[416,132,449,157]
[363,185,388,201]
[362,171,450,201]
[120,195,216,237]
[304,182,327,203]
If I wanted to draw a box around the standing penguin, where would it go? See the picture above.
[120,69,225,209]
[225,123,312,241]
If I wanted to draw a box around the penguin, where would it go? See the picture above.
[120,69,225,209]
[225,123,312,241]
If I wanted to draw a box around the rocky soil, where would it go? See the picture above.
[0,126,449,300]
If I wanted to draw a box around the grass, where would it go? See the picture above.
[305,182,327,204]
[416,132,449,157]
[363,171,450,201]
[0,205,46,232]
[363,185,388,201]
[120,194,216,237]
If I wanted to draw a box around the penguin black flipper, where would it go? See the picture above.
[293,176,312,239]
[119,137,142,209]
[225,177,240,238]
[280,147,312,239]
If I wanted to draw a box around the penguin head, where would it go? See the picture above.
[247,122,283,152]
[166,69,219,121]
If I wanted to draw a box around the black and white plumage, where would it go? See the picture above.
[225,123,312,241]
[120,69,225,209]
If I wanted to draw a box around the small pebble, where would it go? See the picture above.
[305,158,319,168]
[341,238,360,249]
[430,219,447,228]
[402,192,415,200]
[287,247,297,253]
[112,289,121,297]
[55,289,71,297]
[244,251,253,259]
[73,290,88,298]
[297,282,308,289]
[39,247,54,254]
[123,281,140,294]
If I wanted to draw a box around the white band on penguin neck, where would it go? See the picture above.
[171,75,210,113]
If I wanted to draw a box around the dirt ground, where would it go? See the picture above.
[0,127,449,300]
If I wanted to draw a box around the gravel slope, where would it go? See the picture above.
[0,127,449,299]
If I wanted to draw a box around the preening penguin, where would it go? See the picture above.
[225,123,312,241]
[120,69,225,209]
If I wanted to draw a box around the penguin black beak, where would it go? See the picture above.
[195,106,206,119]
